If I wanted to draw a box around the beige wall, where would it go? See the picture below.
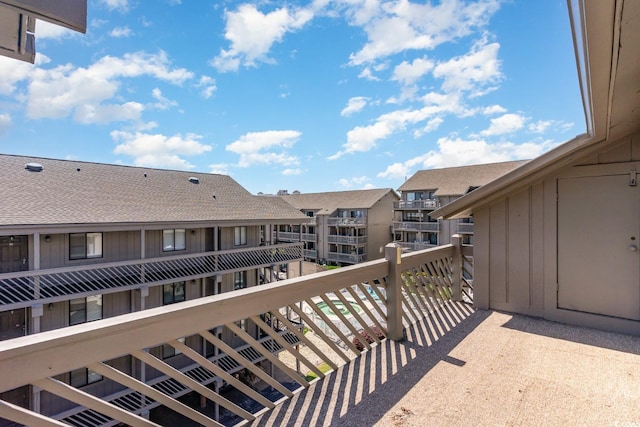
[473,132,640,334]
[366,192,397,261]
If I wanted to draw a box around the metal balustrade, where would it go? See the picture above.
[0,239,472,426]
[392,221,440,232]
[393,199,440,209]
[0,243,303,311]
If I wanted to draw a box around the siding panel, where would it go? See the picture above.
[488,200,507,306]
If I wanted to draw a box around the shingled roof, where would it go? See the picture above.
[280,188,398,215]
[0,155,307,227]
[397,161,528,197]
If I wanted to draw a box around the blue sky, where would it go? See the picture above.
[0,0,583,195]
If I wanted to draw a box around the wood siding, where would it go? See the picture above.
[474,132,640,333]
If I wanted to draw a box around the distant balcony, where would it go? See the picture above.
[326,235,368,245]
[303,249,317,259]
[327,217,366,226]
[393,199,439,210]
[396,241,439,252]
[392,221,440,232]
[0,243,303,312]
[0,241,474,426]
[457,223,474,234]
[326,252,367,264]
[278,232,317,243]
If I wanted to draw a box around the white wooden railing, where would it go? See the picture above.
[0,237,472,426]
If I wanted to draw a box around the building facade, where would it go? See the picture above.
[0,155,309,422]
[277,189,399,266]
[393,161,526,252]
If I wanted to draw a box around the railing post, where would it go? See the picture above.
[385,243,404,341]
[451,234,462,301]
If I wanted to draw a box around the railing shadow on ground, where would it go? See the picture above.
[252,301,489,427]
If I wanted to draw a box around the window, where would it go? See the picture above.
[163,282,186,305]
[234,226,247,246]
[234,271,247,290]
[70,368,102,387]
[69,295,102,326]
[163,229,186,251]
[406,192,424,201]
[69,233,102,259]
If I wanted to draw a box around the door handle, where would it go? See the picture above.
[630,245,638,252]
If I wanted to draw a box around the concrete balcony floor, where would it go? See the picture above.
[256,304,640,426]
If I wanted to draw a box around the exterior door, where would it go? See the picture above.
[0,235,30,414]
[558,174,640,320]
[0,235,28,273]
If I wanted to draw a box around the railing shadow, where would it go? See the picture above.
[252,302,490,427]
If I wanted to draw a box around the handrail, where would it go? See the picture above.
[0,243,303,310]
[0,239,472,426]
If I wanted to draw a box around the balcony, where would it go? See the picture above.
[1,239,636,426]
[0,243,303,312]
[302,249,317,259]
[327,217,366,226]
[326,252,367,264]
[396,241,439,252]
[393,199,439,210]
[457,223,474,234]
[326,235,367,245]
[392,221,439,232]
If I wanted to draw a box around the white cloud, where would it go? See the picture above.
[0,113,11,135]
[25,51,193,124]
[35,20,78,40]
[209,163,230,175]
[197,76,217,99]
[347,0,500,65]
[341,97,369,116]
[414,117,443,137]
[112,130,212,169]
[331,92,464,159]
[150,88,178,110]
[0,56,33,95]
[337,175,372,189]
[433,37,502,94]
[110,26,133,37]
[226,130,301,167]
[378,135,555,179]
[480,113,526,136]
[212,4,314,72]
[282,168,302,175]
[482,104,507,115]
[392,56,434,86]
[101,0,130,12]
[358,67,380,81]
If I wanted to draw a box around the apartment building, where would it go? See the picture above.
[278,189,399,266]
[394,161,527,252]
[0,154,309,421]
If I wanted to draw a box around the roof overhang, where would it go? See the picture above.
[0,0,86,63]
[434,0,637,219]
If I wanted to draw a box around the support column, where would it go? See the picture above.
[384,243,404,341]
[451,234,463,302]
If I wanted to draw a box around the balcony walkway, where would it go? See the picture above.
[255,306,640,427]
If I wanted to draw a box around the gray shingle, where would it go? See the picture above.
[280,188,399,215]
[397,161,528,196]
[0,155,307,226]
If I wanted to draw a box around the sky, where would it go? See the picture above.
[0,0,584,195]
